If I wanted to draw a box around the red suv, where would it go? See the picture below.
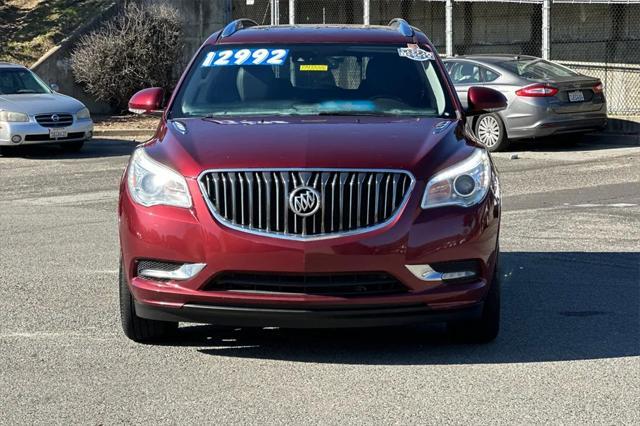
[119,19,507,343]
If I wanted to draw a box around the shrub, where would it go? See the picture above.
[71,1,182,111]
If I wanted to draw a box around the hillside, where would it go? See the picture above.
[0,0,113,66]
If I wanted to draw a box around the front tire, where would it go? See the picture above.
[447,265,501,344]
[475,113,509,152]
[119,259,178,343]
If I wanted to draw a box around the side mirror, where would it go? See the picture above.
[466,86,507,115]
[50,83,59,92]
[128,87,165,115]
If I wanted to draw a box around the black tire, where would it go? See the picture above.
[59,141,84,153]
[447,264,501,344]
[474,113,509,152]
[119,259,178,343]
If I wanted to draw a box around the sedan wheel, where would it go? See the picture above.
[475,114,508,152]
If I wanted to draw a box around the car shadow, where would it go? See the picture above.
[0,138,139,160]
[507,132,639,152]
[161,251,639,365]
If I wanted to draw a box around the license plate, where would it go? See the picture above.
[49,128,68,139]
[568,90,585,102]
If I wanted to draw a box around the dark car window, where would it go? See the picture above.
[169,44,455,118]
[448,62,481,85]
[483,68,500,82]
[498,58,579,80]
[0,68,50,94]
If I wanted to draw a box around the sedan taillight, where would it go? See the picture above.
[593,82,604,94]
[516,83,559,97]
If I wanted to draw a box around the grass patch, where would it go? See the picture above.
[0,0,114,66]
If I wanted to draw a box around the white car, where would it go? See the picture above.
[0,62,93,154]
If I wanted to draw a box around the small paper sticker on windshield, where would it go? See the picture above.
[398,45,434,62]
[299,64,328,72]
[201,48,289,67]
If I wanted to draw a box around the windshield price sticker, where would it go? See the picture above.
[398,44,434,62]
[202,49,289,67]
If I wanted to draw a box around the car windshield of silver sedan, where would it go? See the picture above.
[0,68,51,95]
[169,44,454,119]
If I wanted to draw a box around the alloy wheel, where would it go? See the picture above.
[476,115,501,148]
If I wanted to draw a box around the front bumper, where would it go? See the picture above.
[119,176,501,327]
[135,301,484,328]
[0,118,93,146]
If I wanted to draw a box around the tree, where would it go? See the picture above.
[71,1,183,111]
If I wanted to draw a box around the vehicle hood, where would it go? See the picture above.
[0,93,85,115]
[145,116,477,180]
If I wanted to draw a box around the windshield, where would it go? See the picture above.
[0,68,51,95]
[498,59,580,80]
[169,44,455,118]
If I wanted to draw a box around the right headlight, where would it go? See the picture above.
[421,149,491,209]
[0,111,29,122]
[127,148,192,208]
[76,107,91,119]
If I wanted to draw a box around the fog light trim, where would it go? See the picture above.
[139,262,206,281]
[405,264,477,283]
[11,135,22,143]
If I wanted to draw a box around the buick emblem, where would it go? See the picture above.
[289,186,321,217]
[51,114,59,122]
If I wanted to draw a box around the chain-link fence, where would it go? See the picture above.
[453,1,542,56]
[230,0,640,114]
[551,2,640,115]
[369,1,446,51]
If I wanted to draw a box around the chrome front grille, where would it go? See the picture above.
[35,113,73,128]
[199,169,414,239]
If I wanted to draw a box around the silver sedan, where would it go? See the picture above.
[0,62,93,154]
[444,55,607,151]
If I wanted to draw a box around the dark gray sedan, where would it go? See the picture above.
[443,55,607,151]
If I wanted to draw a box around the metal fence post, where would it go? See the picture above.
[446,0,453,57]
[364,0,370,25]
[271,0,279,25]
[542,0,550,59]
[289,0,295,24]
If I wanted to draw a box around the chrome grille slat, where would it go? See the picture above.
[200,169,414,240]
[229,172,237,223]
[356,173,365,228]
[263,172,272,231]
[391,174,400,211]
[273,173,281,231]
[338,173,348,231]
[366,174,373,226]
[246,173,254,227]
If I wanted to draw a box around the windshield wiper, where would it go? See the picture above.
[317,111,397,117]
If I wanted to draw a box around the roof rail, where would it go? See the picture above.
[388,18,414,37]
[221,19,259,38]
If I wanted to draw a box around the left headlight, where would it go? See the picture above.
[421,149,491,209]
[0,111,29,122]
[76,107,91,119]
[127,148,192,208]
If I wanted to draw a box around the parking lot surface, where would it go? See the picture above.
[1,137,639,424]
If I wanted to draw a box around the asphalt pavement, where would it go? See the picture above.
[0,135,638,424]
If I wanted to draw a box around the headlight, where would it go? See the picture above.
[421,149,491,209]
[0,111,29,122]
[76,107,91,119]
[127,148,192,208]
